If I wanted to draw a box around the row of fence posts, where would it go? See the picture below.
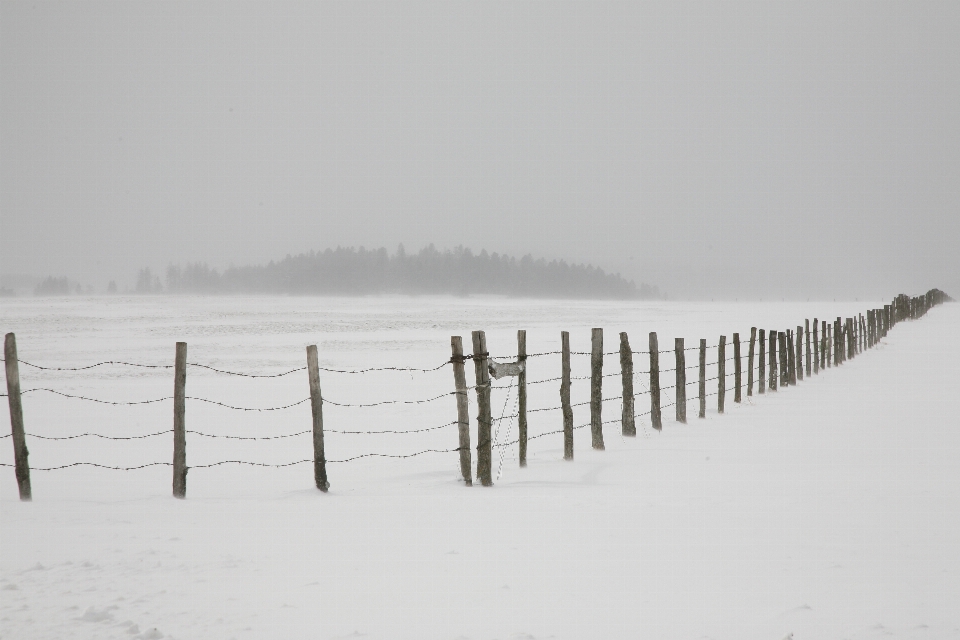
[4,289,949,499]
[447,289,948,487]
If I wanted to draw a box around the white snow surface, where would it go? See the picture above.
[2,296,959,640]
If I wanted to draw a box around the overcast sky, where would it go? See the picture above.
[2,1,958,299]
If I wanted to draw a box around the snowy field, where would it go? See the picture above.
[1,295,958,640]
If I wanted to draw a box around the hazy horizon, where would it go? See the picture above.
[2,1,959,300]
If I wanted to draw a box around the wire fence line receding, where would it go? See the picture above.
[2,287,947,499]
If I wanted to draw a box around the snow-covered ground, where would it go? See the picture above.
[2,296,958,640]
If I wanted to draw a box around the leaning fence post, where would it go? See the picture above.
[306,345,330,492]
[675,338,686,423]
[733,333,741,403]
[769,330,778,391]
[561,331,573,460]
[649,332,662,430]
[590,328,605,450]
[698,339,706,418]
[471,331,493,486]
[813,319,820,374]
[4,333,31,501]
[805,319,811,377]
[718,336,726,413]
[747,328,756,396]
[758,329,766,394]
[450,336,472,485]
[517,330,528,467]
[172,341,188,499]
[620,332,636,436]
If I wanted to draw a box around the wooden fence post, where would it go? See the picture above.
[517,330,528,467]
[785,330,795,385]
[698,339,706,418]
[805,320,811,377]
[620,332,636,436]
[172,341,187,499]
[846,318,855,361]
[813,319,820,374]
[4,333,31,501]
[733,333,741,403]
[591,328,605,449]
[769,330,778,391]
[675,338,686,423]
[450,337,472,485]
[795,325,803,382]
[471,331,493,486]
[649,332,662,430]
[718,336,726,413]
[833,319,841,365]
[561,331,574,460]
[306,345,330,492]
[778,331,788,387]
[758,329,766,394]
[825,322,831,368]
[747,327,756,396]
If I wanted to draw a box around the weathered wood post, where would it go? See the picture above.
[675,338,687,423]
[450,337,472,485]
[795,325,803,382]
[786,330,796,385]
[758,329,766,394]
[834,319,841,365]
[813,319,820,374]
[620,332,636,436]
[172,341,188,499]
[747,327,756,396]
[769,330,778,391]
[4,333,31,501]
[471,331,493,486]
[590,328,605,449]
[825,321,831,368]
[846,318,855,361]
[517,330,528,467]
[561,331,573,460]
[805,320,811,377]
[718,336,726,413]
[698,339,706,418]
[649,332,662,430]
[778,331,788,387]
[306,344,330,492]
[733,333,742,403]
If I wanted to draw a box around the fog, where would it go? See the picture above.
[2,1,958,299]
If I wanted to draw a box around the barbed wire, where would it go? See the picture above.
[187,363,306,377]
[15,388,172,405]
[12,359,172,371]
[0,446,467,471]
[3,357,452,377]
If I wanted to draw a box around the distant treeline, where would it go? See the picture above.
[150,245,663,299]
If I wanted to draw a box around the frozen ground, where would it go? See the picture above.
[1,296,958,640]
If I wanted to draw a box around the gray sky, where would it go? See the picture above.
[2,1,958,299]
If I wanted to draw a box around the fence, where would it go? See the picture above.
[2,288,950,500]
